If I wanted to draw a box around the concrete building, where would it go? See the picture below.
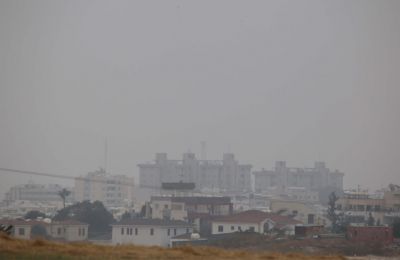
[4,183,67,206]
[336,186,400,225]
[74,168,134,208]
[269,199,328,226]
[211,210,301,235]
[111,218,193,247]
[253,161,344,197]
[0,219,88,241]
[139,153,252,192]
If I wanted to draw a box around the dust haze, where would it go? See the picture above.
[1,0,400,196]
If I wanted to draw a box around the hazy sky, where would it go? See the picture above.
[1,0,399,197]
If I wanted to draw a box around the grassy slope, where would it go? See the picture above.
[0,234,345,260]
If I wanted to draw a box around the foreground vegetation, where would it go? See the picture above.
[0,234,345,260]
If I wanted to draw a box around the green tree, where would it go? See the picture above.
[24,210,46,220]
[53,201,115,238]
[327,192,339,233]
[58,188,71,208]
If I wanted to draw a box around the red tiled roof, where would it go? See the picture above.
[212,210,302,225]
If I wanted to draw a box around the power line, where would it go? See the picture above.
[0,167,136,187]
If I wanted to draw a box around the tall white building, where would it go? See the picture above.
[74,169,134,208]
[138,153,252,192]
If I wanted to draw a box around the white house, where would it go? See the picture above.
[0,219,88,241]
[211,210,302,235]
[111,218,194,247]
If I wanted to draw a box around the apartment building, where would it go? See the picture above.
[74,169,134,208]
[253,161,344,194]
[139,153,252,192]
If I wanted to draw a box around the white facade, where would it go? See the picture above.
[74,169,134,208]
[139,153,252,192]
[211,221,267,235]
[111,219,193,247]
[0,220,88,241]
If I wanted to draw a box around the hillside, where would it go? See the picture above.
[0,234,345,260]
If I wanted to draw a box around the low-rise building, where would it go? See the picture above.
[336,185,400,225]
[0,219,88,241]
[150,196,232,221]
[269,199,328,226]
[211,210,301,235]
[111,218,194,247]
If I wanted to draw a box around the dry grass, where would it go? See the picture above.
[0,234,346,260]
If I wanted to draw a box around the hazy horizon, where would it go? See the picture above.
[1,0,400,198]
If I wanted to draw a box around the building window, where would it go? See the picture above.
[18,228,25,236]
[57,227,62,235]
[164,204,169,209]
[150,228,154,236]
[174,228,177,236]
[167,229,170,236]
[121,228,124,235]
[135,228,138,235]
[218,225,223,232]
[186,228,189,234]
[231,226,235,231]
[82,228,85,236]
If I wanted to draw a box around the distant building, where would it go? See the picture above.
[138,153,252,192]
[4,183,67,206]
[211,210,301,235]
[150,196,233,221]
[111,218,194,247]
[0,219,88,241]
[253,161,344,195]
[74,168,134,208]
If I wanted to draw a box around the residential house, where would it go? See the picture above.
[111,218,194,247]
[211,210,302,235]
[0,219,88,241]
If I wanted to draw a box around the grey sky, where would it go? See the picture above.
[1,0,399,196]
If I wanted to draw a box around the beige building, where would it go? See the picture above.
[111,218,193,247]
[211,210,301,235]
[74,169,134,208]
[0,219,88,241]
[336,186,400,224]
[269,199,328,225]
